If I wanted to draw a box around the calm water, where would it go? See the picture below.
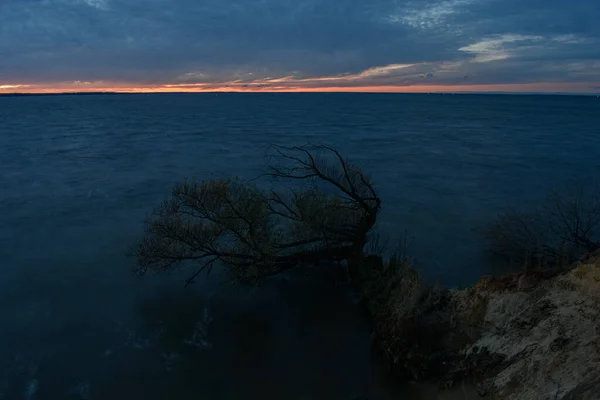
[1,93,599,399]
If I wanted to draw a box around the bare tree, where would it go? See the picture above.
[478,208,551,264]
[129,145,381,285]
[545,179,600,254]
[479,179,600,268]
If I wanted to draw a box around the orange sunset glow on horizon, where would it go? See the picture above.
[1,81,600,95]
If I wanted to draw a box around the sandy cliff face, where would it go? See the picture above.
[357,251,600,399]
[454,251,600,399]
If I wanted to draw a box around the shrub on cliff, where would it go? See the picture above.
[353,250,454,381]
[129,145,381,285]
[479,179,600,269]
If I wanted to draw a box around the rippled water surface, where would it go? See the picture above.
[1,93,599,399]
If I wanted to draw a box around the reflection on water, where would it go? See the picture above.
[130,270,396,399]
[1,266,480,399]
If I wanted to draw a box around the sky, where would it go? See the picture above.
[1,0,599,93]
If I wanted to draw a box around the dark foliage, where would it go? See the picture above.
[129,145,381,284]
[479,179,600,268]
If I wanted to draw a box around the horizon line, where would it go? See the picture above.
[1,90,599,97]
[2,81,600,96]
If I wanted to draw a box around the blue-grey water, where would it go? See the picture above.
[1,93,599,399]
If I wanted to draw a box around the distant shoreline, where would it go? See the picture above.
[0,91,598,97]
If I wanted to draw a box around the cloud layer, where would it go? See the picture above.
[1,0,599,92]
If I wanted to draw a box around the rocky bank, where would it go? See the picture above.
[354,250,600,399]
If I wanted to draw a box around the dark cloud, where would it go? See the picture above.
[0,0,599,90]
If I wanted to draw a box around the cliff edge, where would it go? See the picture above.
[355,250,600,399]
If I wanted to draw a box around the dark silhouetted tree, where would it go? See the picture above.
[130,145,381,284]
[480,178,600,268]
